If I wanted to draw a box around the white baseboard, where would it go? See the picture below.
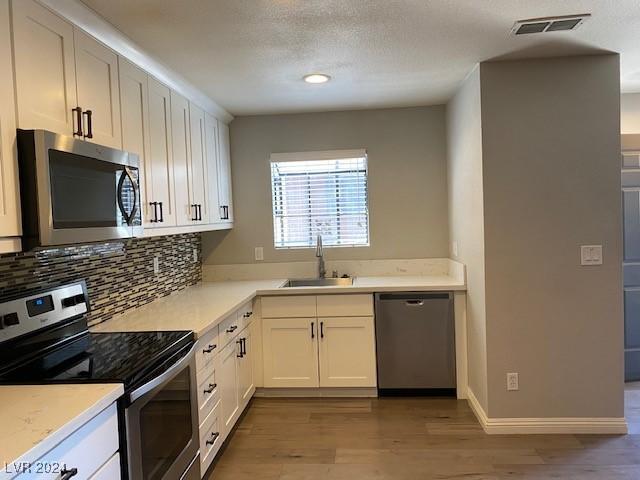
[254,387,378,398]
[466,388,628,435]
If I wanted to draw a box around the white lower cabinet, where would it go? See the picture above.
[261,295,377,389]
[237,326,255,406]
[218,338,240,433]
[195,304,256,477]
[262,318,319,388]
[16,403,119,479]
[89,453,121,480]
[318,317,377,387]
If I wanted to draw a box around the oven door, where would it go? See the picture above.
[125,345,199,480]
[33,130,143,246]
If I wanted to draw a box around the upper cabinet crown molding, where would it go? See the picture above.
[37,0,233,124]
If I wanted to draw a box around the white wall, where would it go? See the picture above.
[622,93,640,134]
[446,67,489,411]
[202,106,449,265]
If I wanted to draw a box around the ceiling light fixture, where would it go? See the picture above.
[303,73,331,84]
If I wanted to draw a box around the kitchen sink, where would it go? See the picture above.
[283,277,354,288]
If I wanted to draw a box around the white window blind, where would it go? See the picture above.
[270,151,369,249]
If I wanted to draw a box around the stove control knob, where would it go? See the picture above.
[61,296,77,308]
[3,312,19,326]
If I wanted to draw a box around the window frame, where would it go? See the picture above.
[269,149,370,250]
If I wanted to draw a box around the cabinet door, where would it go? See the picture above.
[0,0,21,252]
[318,316,377,388]
[218,339,240,432]
[262,318,319,388]
[147,78,176,226]
[119,58,152,226]
[204,112,222,224]
[74,29,121,148]
[188,103,208,224]
[237,326,255,407]
[170,91,192,226]
[12,0,77,134]
[217,120,233,223]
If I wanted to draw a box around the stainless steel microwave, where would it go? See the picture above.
[17,129,143,249]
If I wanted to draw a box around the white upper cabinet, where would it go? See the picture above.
[0,0,20,253]
[74,29,122,149]
[147,78,176,227]
[204,112,222,224]
[12,0,77,134]
[119,58,152,226]
[170,91,192,226]
[12,0,121,148]
[217,121,233,223]
[188,103,208,224]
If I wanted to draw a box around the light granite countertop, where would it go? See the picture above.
[92,275,465,338]
[0,383,123,476]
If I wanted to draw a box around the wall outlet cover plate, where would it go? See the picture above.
[581,245,603,266]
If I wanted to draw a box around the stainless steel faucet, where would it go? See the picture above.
[315,234,326,279]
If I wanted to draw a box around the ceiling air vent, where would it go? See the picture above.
[511,14,591,35]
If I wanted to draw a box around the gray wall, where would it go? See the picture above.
[203,106,449,264]
[480,55,623,419]
[481,55,623,417]
[446,67,489,411]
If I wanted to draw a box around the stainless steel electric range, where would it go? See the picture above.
[0,281,200,480]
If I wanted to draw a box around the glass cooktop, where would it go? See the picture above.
[0,330,194,391]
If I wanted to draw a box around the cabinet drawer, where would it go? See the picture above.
[261,296,316,318]
[196,325,219,374]
[89,453,120,480]
[200,402,223,474]
[17,403,118,479]
[237,301,255,330]
[219,313,241,348]
[197,366,220,426]
[316,294,373,317]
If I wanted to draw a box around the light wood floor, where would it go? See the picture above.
[208,395,640,480]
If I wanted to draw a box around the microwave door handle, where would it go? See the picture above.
[117,167,138,226]
[128,344,196,403]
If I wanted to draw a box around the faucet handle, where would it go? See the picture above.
[332,270,339,278]
[315,234,323,257]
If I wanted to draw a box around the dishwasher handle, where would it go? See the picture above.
[405,300,424,307]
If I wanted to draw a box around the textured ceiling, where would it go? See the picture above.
[80,0,640,115]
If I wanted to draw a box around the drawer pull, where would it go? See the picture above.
[226,325,238,333]
[206,432,220,446]
[60,467,78,480]
[236,339,244,358]
[243,311,253,318]
[202,344,217,354]
[203,383,217,394]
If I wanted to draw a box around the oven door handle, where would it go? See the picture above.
[128,343,196,403]
[117,166,139,226]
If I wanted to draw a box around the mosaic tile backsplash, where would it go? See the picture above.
[0,234,202,326]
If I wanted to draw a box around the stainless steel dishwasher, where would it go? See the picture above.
[375,292,455,395]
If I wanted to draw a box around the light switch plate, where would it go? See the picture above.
[153,256,160,274]
[452,241,459,257]
[581,245,603,266]
[255,247,264,261]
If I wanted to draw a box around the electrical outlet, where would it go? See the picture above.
[192,248,198,263]
[255,247,264,261]
[581,245,603,266]
[452,240,459,257]
[507,372,519,391]
[153,256,160,275]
